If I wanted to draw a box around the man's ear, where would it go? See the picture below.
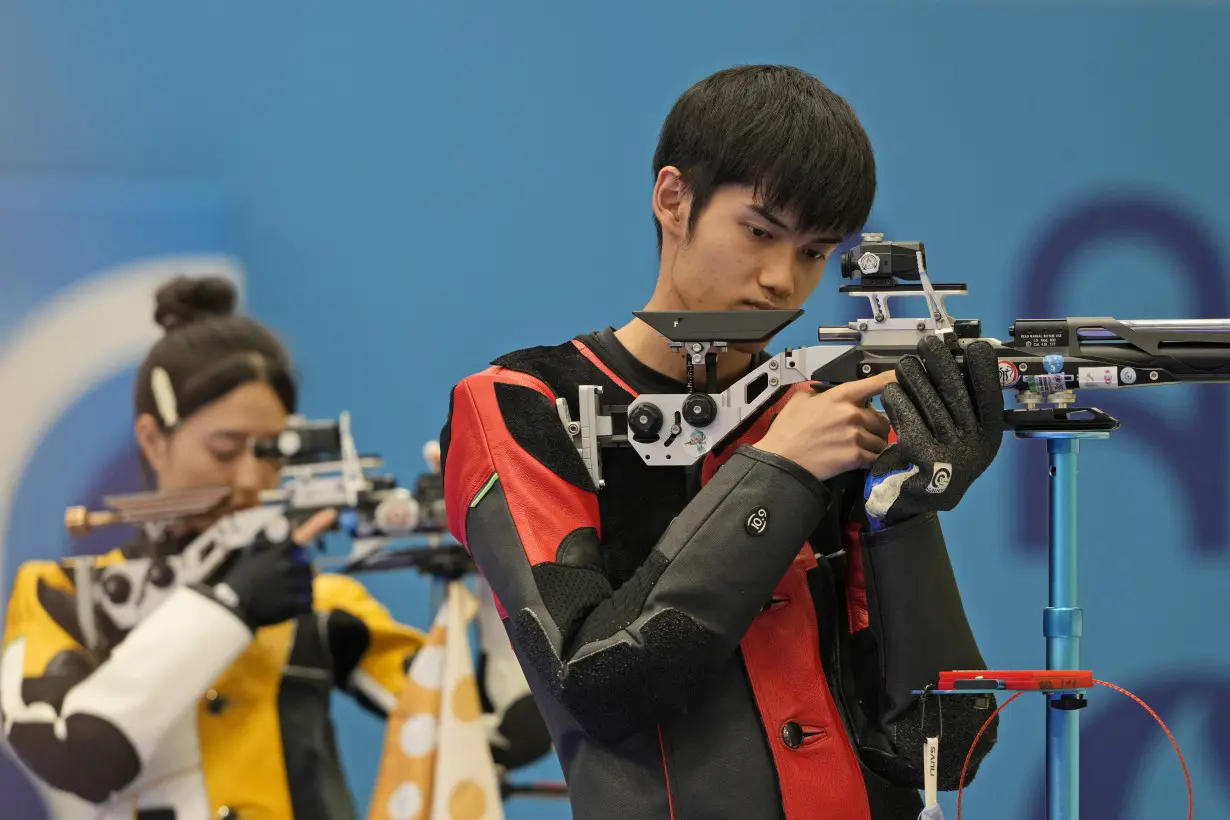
[134,413,169,477]
[652,166,690,246]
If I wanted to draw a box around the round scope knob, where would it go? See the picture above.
[682,393,718,428]
[840,247,886,279]
[375,489,420,534]
[628,402,664,442]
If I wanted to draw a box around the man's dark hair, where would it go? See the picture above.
[652,64,876,251]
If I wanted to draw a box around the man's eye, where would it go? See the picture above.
[747,224,772,239]
[803,248,827,261]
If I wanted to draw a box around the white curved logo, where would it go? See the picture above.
[745,507,768,535]
[926,462,953,494]
[0,255,246,608]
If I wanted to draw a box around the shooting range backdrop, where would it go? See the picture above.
[2,4,1228,819]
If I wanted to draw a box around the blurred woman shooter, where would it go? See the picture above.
[0,277,551,820]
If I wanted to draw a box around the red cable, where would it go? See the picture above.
[953,680,1193,820]
[1092,679,1193,820]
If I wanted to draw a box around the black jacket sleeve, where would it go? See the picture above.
[442,369,832,744]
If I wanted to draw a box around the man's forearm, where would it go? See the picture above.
[471,445,832,743]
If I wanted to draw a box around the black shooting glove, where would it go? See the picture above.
[208,528,315,630]
[863,335,1004,529]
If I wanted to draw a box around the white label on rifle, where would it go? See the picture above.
[924,736,939,807]
[1078,366,1119,388]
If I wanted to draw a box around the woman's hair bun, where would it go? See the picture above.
[153,276,238,332]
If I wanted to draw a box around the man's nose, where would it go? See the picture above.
[757,250,798,301]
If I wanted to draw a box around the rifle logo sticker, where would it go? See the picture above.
[998,360,1020,388]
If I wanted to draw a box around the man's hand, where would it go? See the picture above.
[865,336,1004,529]
[754,370,897,482]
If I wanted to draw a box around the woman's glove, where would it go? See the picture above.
[206,509,337,629]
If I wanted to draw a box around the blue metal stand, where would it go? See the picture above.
[1017,427,1110,820]
[912,403,1119,819]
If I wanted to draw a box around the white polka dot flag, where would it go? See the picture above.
[369,581,505,820]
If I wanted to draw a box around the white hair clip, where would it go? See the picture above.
[151,366,180,428]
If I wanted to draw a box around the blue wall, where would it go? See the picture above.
[2,3,1228,818]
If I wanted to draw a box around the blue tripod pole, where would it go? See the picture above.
[1018,424,1111,820]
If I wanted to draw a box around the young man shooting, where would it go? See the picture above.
[441,64,1004,820]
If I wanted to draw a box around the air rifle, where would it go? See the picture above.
[62,412,426,648]
[558,232,1230,488]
